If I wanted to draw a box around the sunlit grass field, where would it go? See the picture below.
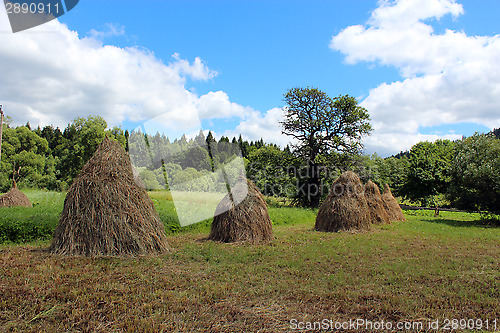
[0,190,498,332]
[0,190,317,242]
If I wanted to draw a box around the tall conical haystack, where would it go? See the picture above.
[364,180,390,225]
[381,184,406,222]
[0,183,32,208]
[315,171,371,232]
[50,137,170,256]
[208,176,273,243]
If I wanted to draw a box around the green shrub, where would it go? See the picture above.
[0,215,55,243]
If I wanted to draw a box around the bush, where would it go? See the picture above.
[0,213,56,243]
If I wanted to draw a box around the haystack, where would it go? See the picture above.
[364,180,390,225]
[315,171,371,232]
[208,176,273,243]
[381,184,406,222]
[0,183,32,208]
[50,137,170,256]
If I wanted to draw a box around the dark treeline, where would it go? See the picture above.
[3,115,500,214]
[0,113,414,203]
[0,115,280,193]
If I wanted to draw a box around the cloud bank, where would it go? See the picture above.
[3,1,499,157]
[0,12,245,136]
[331,0,500,156]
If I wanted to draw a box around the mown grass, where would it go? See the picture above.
[0,191,498,332]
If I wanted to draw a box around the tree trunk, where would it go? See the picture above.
[434,205,440,217]
[308,161,321,207]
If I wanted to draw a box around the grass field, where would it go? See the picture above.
[0,191,499,332]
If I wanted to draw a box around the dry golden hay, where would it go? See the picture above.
[315,171,371,232]
[208,177,273,243]
[381,184,406,222]
[364,180,390,225]
[0,184,32,208]
[50,137,170,256]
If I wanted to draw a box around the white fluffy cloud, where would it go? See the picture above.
[224,107,292,147]
[197,91,254,119]
[331,0,500,155]
[0,13,241,134]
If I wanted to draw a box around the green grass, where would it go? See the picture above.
[0,190,65,243]
[0,190,317,244]
[0,191,498,332]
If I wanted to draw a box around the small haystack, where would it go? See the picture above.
[50,137,170,256]
[315,171,371,232]
[381,184,406,222]
[208,176,273,243]
[0,182,32,208]
[364,180,390,225]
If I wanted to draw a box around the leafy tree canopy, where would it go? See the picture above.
[449,134,500,214]
[281,87,372,160]
[400,139,455,206]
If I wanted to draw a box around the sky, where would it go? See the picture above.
[1,0,500,156]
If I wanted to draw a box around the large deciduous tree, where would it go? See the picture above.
[281,87,372,207]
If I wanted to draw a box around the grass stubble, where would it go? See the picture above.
[0,193,498,332]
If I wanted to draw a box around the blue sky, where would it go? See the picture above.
[1,0,500,156]
[61,1,390,110]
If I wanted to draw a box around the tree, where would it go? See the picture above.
[237,134,250,158]
[178,146,212,172]
[11,151,46,187]
[247,145,294,197]
[107,126,127,150]
[449,134,500,215]
[124,130,130,152]
[492,127,500,139]
[400,140,455,207]
[40,125,66,157]
[378,156,408,195]
[0,126,59,191]
[58,116,108,183]
[194,130,206,147]
[139,169,162,190]
[206,131,217,171]
[281,87,372,207]
[349,153,408,197]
